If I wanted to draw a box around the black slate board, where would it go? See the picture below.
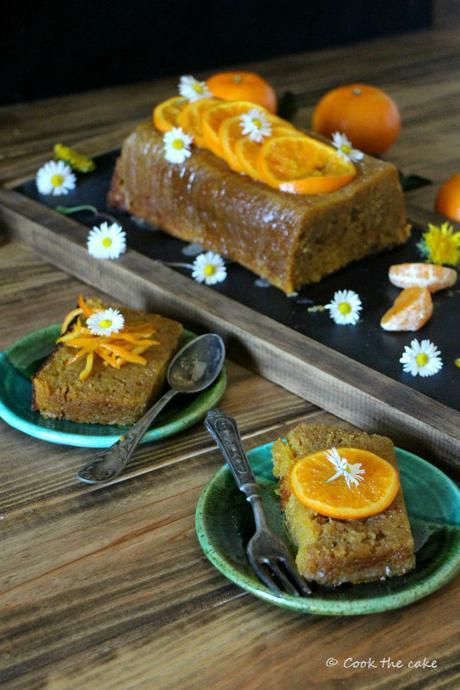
[17,152,460,413]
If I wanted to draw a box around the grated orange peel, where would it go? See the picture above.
[57,295,159,381]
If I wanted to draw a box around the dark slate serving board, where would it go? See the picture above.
[17,152,460,412]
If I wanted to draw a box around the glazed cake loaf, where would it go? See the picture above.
[108,121,410,294]
[272,423,415,586]
[33,302,183,426]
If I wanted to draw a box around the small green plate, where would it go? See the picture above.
[196,443,460,615]
[0,325,226,448]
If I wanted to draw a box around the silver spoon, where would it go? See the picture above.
[77,333,225,484]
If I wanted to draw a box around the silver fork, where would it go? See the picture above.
[204,409,311,597]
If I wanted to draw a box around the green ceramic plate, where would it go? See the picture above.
[0,325,226,448]
[196,443,460,615]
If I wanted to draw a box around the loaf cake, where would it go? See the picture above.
[33,299,183,425]
[108,121,409,294]
[272,423,415,586]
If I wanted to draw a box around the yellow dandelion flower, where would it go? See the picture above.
[420,222,460,266]
[54,144,95,173]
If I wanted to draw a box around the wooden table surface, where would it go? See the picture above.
[1,27,459,690]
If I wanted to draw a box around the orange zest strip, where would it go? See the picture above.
[60,308,84,335]
[77,294,93,317]
[79,352,94,381]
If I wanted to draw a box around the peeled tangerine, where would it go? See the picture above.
[389,263,457,293]
[381,287,433,331]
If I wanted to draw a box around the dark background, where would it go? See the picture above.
[3,0,432,105]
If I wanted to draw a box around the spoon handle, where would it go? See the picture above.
[77,388,178,484]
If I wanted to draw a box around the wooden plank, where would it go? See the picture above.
[1,189,459,471]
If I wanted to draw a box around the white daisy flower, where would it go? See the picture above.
[163,127,193,164]
[325,289,362,325]
[400,339,443,377]
[36,160,77,196]
[331,132,364,163]
[87,308,125,336]
[178,75,212,102]
[240,108,272,143]
[192,252,227,285]
[87,222,127,260]
[324,447,365,489]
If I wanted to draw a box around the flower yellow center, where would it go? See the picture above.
[193,83,204,93]
[99,319,112,329]
[102,237,113,247]
[51,174,64,187]
[203,264,216,277]
[172,139,184,150]
[341,144,351,155]
[416,353,429,367]
[455,358,460,368]
[338,302,352,315]
[253,118,262,129]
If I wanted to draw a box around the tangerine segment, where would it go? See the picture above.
[201,101,261,157]
[257,135,356,189]
[177,98,221,147]
[380,287,433,331]
[290,447,400,520]
[389,263,457,293]
[153,97,187,133]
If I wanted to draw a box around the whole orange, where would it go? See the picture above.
[206,71,277,113]
[312,83,401,155]
[435,173,460,222]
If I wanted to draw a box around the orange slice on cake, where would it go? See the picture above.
[201,101,259,157]
[177,98,221,147]
[153,96,188,133]
[290,447,400,520]
[257,135,357,193]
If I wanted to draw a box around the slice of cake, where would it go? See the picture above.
[32,297,183,425]
[272,423,415,586]
[108,121,410,294]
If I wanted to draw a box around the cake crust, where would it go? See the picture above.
[108,121,410,294]
[32,303,183,425]
[272,423,415,586]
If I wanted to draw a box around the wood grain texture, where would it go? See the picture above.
[1,189,459,472]
[1,27,460,690]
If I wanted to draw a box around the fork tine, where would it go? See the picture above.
[248,554,282,596]
[266,561,300,597]
[279,557,312,596]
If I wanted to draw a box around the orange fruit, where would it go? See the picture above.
[389,263,457,293]
[290,447,400,520]
[257,135,356,192]
[177,97,221,147]
[202,101,257,157]
[206,71,277,113]
[153,96,187,133]
[435,173,460,222]
[380,287,433,331]
[312,83,401,155]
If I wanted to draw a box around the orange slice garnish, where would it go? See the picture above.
[290,447,400,520]
[380,287,433,331]
[389,263,458,293]
[177,98,221,147]
[153,96,188,133]
[201,101,258,157]
[224,123,296,176]
[257,135,356,191]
